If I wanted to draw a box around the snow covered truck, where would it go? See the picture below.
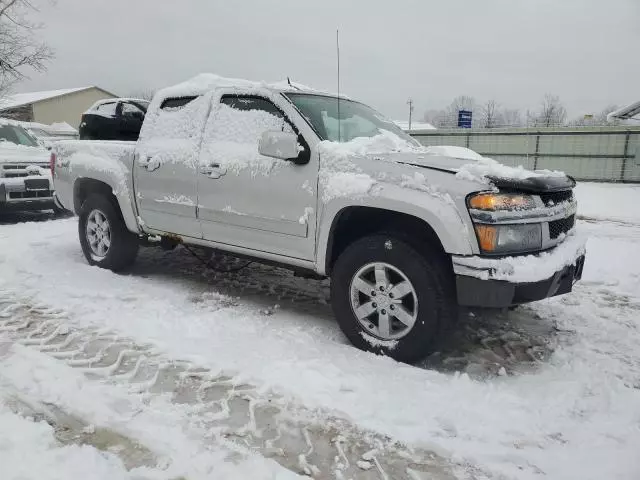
[52,74,586,362]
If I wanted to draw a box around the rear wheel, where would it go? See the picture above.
[78,194,138,271]
[331,233,456,363]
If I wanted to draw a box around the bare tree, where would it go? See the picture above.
[533,94,567,127]
[480,99,503,128]
[0,0,53,96]
[501,108,523,127]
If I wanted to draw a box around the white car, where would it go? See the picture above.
[0,120,59,212]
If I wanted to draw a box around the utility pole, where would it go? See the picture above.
[407,98,414,131]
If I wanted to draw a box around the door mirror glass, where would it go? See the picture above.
[258,131,300,160]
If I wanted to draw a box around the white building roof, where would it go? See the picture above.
[0,87,108,110]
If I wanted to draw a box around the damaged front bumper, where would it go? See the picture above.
[452,232,587,308]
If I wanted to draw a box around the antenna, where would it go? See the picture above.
[336,29,341,142]
[287,76,292,86]
[407,98,414,131]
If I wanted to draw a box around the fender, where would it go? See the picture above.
[70,153,140,234]
[314,182,476,275]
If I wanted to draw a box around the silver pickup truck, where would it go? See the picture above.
[52,74,586,362]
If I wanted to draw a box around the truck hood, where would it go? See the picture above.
[0,143,50,164]
[372,151,575,193]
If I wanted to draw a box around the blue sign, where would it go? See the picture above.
[458,110,472,128]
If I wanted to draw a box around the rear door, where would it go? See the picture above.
[196,91,318,260]
[133,94,211,238]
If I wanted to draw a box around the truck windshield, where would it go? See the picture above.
[0,124,39,147]
[286,93,419,145]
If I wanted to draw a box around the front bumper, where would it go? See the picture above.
[452,232,587,308]
[0,176,55,211]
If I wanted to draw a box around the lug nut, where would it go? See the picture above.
[381,309,387,315]
[371,291,376,296]
[389,293,394,299]
[379,286,385,291]
[390,305,395,310]
[372,302,377,308]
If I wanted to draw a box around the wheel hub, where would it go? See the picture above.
[349,262,418,340]
[86,209,112,260]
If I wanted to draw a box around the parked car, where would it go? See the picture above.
[17,120,79,150]
[52,74,586,362]
[79,98,149,141]
[0,120,61,212]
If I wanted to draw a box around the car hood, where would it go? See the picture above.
[0,144,50,164]
[371,152,575,193]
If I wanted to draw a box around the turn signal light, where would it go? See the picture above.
[468,193,535,211]
[474,225,498,252]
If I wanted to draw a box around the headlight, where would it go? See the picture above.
[474,223,542,254]
[468,192,536,211]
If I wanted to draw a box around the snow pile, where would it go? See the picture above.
[200,103,291,176]
[318,130,422,203]
[456,155,566,183]
[455,229,587,282]
[575,182,640,224]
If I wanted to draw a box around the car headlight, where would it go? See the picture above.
[468,192,536,211]
[474,223,542,254]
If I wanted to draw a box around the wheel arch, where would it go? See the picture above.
[318,199,473,276]
[73,177,140,233]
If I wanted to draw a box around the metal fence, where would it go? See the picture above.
[410,126,640,182]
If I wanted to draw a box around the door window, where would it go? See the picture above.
[95,102,117,117]
[121,102,145,118]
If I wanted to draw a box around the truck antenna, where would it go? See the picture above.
[336,29,341,142]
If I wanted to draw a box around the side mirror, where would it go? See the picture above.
[258,131,300,161]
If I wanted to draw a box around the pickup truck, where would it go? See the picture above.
[52,74,586,362]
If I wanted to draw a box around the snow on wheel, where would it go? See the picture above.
[78,194,139,272]
[331,233,456,363]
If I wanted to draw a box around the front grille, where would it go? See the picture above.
[549,214,575,239]
[8,190,53,199]
[1,163,49,179]
[539,190,573,206]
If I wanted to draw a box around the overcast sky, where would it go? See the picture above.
[19,0,640,120]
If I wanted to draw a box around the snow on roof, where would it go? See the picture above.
[395,120,436,131]
[607,101,640,121]
[85,97,150,114]
[0,87,110,110]
[154,73,341,106]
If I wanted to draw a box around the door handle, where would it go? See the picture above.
[200,163,227,179]
[136,154,159,172]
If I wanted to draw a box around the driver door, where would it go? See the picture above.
[196,93,318,260]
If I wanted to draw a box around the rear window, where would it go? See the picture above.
[160,97,198,110]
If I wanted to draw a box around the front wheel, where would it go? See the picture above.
[331,234,456,363]
[78,194,139,271]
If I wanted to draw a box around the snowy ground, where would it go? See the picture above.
[1,182,639,479]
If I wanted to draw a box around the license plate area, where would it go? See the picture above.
[24,178,50,191]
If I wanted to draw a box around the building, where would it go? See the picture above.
[0,86,117,128]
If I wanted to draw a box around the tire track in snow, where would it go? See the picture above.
[0,292,458,480]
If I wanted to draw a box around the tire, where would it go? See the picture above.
[78,194,139,272]
[331,233,456,363]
